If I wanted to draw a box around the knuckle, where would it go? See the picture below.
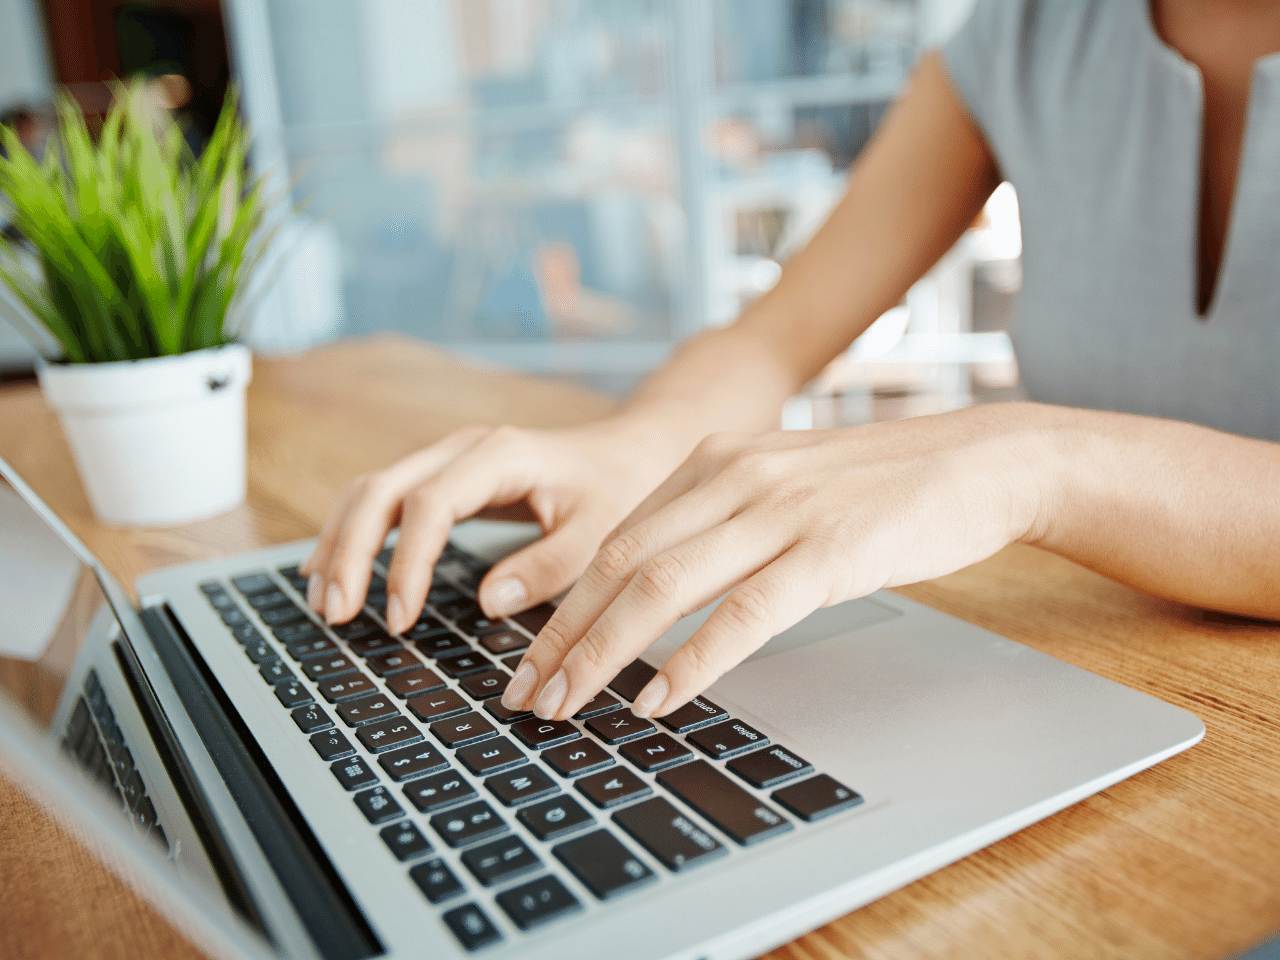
[633,553,687,605]
[570,628,614,673]
[718,581,772,633]
[534,619,576,657]
[595,533,644,582]
[693,431,736,462]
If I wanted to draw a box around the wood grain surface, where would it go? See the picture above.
[1,334,1277,960]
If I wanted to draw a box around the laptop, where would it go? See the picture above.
[0,454,1204,960]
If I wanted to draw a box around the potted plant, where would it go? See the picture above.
[0,84,277,526]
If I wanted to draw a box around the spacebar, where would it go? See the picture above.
[657,761,793,846]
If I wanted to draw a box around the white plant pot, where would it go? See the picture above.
[38,345,252,527]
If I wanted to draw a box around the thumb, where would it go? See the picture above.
[477,510,609,619]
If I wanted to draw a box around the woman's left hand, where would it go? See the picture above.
[502,403,1055,721]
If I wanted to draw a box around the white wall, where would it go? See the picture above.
[0,0,53,111]
[918,0,979,47]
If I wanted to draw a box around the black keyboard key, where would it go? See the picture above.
[231,572,276,596]
[220,607,249,627]
[386,667,446,699]
[431,712,497,749]
[348,633,402,657]
[495,875,582,931]
[435,596,477,621]
[310,729,355,761]
[453,610,508,636]
[259,660,295,685]
[244,638,276,664]
[199,580,226,596]
[230,622,263,645]
[619,733,693,773]
[354,785,404,824]
[442,903,503,951]
[461,836,540,887]
[543,739,614,779]
[686,718,769,760]
[407,690,469,723]
[413,633,472,659]
[657,760,792,846]
[501,654,527,672]
[511,602,556,635]
[317,674,377,703]
[66,698,92,749]
[244,590,292,612]
[436,651,494,678]
[458,669,510,701]
[331,615,377,641]
[430,800,507,848]
[612,796,726,873]
[573,691,621,720]
[122,769,144,810]
[285,635,338,660]
[133,795,158,833]
[518,795,594,841]
[510,717,579,751]
[258,605,308,627]
[381,820,432,862]
[607,659,657,703]
[274,680,313,709]
[477,629,530,656]
[575,767,651,809]
[404,615,452,639]
[366,649,421,677]
[405,771,477,813]
[410,859,465,904]
[456,736,525,776]
[358,716,423,754]
[584,711,653,745]
[771,774,864,822]
[292,703,334,733]
[302,654,359,682]
[486,764,559,807]
[272,621,322,644]
[554,829,655,901]
[331,755,379,791]
[658,696,728,734]
[337,693,399,727]
[726,746,814,788]
[483,698,533,724]
[376,546,395,568]
[378,742,448,782]
[277,565,308,591]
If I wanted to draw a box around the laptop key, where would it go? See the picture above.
[612,797,726,873]
[573,691,621,720]
[607,659,658,703]
[366,649,421,677]
[331,755,379,791]
[277,565,309,592]
[553,829,655,901]
[310,729,356,761]
[453,610,508,636]
[771,774,864,822]
[486,764,559,808]
[378,742,449,782]
[407,689,469,723]
[619,733,693,774]
[244,590,291,611]
[436,651,494,678]
[258,605,308,627]
[430,800,507,848]
[500,654,526,672]
[543,739,614,779]
[330,615,377,641]
[358,716,423,753]
[435,596,477,621]
[575,767,651,809]
[302,654,359,682]
[458,669,510,701]
[461,836,541,887]
[259,660,295,685]
[386,666,446,699]
[686,719,769,760]
[410,859,465,905]
[230,623,262,645]
[511,602,556,636]
[511,717,580,751]
[292,703,334,734]
[477,629,530,656]
[381,820,433,862]
[495,875,582,931]
[442,903,503,952]
[658,696,728,734]
[199,580,226,597]
[348,633,401,658]
[220,607,249,627]
[726,746,814,789]
[244,638,275,664]
[413,633,472,659]
[231,572,276,596]
[275,680,313,709]
[431,712,497,749]
[405,771,477,813]
[285,636,338,660]
[336,693,398,726]
[518,795,593,842]
[317,674,377,703]
[584,711,654,746]
[456,736,525,776]
[657,760,792,846]
[354,785,404,824]
[483,698,533,725]
[272,621,322,644]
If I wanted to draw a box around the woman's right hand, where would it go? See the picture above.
[298,419,673,635]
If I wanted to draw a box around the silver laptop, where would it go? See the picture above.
[0,454,1204,960]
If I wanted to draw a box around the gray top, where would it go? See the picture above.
[944,0,1280,440]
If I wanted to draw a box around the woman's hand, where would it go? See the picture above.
[501,404,1054,721]
[300,419,678,635]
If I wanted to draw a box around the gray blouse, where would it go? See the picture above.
[944,0,1280,441]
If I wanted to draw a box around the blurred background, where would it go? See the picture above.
[0,0,1022,421]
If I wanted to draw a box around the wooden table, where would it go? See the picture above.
[1,334,1278,960]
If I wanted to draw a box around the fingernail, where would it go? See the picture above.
[324,583,344,624]
[386,594,405,635]
[307,574,323,611]
[483,577,527,618]
[502,661,538,710]
[631,674,670,718]
[533,669,568,719]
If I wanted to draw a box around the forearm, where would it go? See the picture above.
[1025,404,1280,619]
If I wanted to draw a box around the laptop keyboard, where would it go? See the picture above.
[196,543,864,952]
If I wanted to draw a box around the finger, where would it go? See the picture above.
[632,545,831,718]
[532,511,787,721]
[477,506,610,619]
[301,483,360,613]
[604,455,703,541]
[320,430,486,624]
